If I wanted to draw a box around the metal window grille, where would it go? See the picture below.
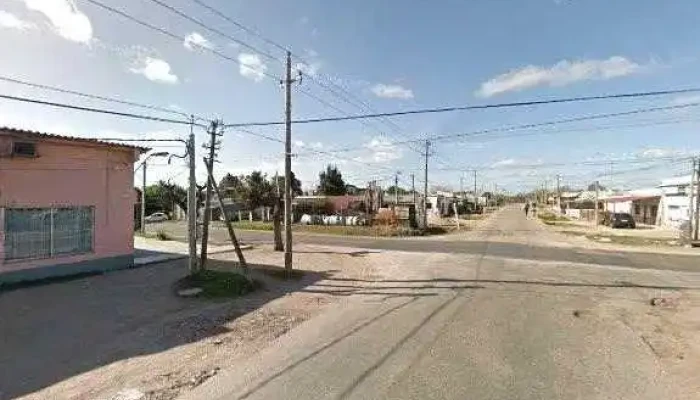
[3,207,94,261]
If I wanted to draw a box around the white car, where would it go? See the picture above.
[145,212,169,223]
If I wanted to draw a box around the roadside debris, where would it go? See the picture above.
[650,297,678,307]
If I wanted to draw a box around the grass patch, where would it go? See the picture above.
[175,270,256,299]
[231,221,274,231]
[538,212,570,223]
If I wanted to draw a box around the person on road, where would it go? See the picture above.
[524,203,530,217]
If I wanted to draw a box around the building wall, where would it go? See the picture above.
[0,137,138,278]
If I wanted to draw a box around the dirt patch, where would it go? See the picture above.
[593,292,700,397]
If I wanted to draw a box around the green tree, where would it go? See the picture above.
[386,185,408,195]
[271,171,303,197]
[143,181,187,216]
[318,165,346,195]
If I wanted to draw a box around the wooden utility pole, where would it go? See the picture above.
[187,125,198,274]
[473,170,478,202]
[200,120,220,268]
[423,140,430,229]
[205,161,247,270]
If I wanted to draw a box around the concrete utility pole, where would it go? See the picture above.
[689,158,697,241]
[694,158,700,241]
[594,180,600,227]
[473,170,478,201]
[283,51,300,271]
[141,161,147,235]
[394,172,400,207]
[423,140,430,229]
[556,174,561,214]
[273,171,283,251]
[200,120,220,268]
[187,125,197,274]
[411,173,416,209]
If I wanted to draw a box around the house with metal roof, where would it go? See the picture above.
[0,127,147,284]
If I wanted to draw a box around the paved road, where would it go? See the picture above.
[181,207,698,400]
[153,213,700,273]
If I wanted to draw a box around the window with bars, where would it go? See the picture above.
[3,207,94,261]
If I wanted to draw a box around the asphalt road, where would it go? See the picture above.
[152,214,700,273]
[180,207,698,400]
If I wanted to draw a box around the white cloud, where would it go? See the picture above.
[362,136,403,163]
[293,140,305,148]
[296,61,321,77]
[491,158,516,168]
[669,94,700,106]
[129,57,179,84]
[238,53,267,82]
[0,10,35,30]
[183,32,213,51]
[21,0,92,43]
[476,56,643,97]
[371,84,414,99]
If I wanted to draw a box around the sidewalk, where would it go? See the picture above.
[133,236,252,266]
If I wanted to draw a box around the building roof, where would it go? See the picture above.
[659,175,692,187]
[0,126,149,152]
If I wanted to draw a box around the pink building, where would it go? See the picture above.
[0,127,146,284]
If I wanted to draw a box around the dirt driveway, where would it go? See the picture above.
[0,245,385,400]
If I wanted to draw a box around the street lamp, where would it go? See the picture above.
[138,151,169,234]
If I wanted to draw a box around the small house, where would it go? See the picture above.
[0,127,146,283]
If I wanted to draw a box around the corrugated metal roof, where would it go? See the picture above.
[0,126,149,152]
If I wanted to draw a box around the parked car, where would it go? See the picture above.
[604,212,636,229]
[145,212,169,223]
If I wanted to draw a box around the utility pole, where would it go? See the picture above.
[594,180,600,227]
[283,51,300,271]
[411,173,416,208]
[141,161,146,235]
[693,157,700,241]
[187,123,197,274]
[394,172,399,207]
[473,170,478,209]
[423,140,430,229]
[273,171,283,251]
[200,120,220,268]
[556,174,561,214]
[688,158,696,241]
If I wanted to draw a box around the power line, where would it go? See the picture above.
[0,93,202,126]
[437,155,694,172]
[0,75,208,121]
[82,0,280,82]
[297,101,700,155]
[143,0,281,62]
[223,88,700,128]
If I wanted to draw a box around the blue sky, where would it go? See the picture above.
[1,0,699,192]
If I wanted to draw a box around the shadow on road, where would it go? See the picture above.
[0,259,329,400]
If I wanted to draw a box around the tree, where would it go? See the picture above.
[143,181,187,216]
[271,171,302,197]
[318,165,346,195]
[386,185,408,195]
[219,173,245,201]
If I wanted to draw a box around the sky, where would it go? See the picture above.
[1,0,700,193]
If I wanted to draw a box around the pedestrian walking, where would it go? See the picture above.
[524,203,530,217]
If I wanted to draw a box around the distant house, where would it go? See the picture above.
[601,188,662,225]
[658,175,696,228]
[0,127,146,284]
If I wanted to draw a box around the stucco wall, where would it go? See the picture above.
[0,137,138,274]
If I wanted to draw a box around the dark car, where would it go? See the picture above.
[606,212,636,229]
